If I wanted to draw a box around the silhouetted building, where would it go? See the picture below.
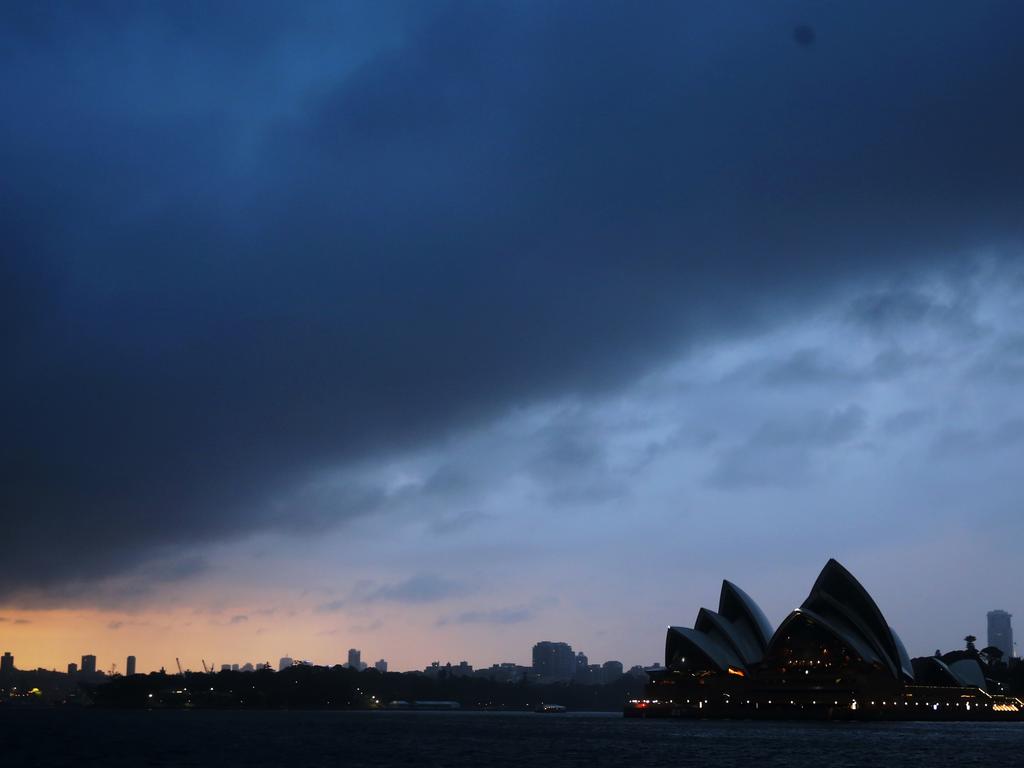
[428,660,470,677]
[424,661,473,678]
[81,655,97,674]
[279,657,294,671]
[475,663,529,683]
[532,641,575,681]
[574,652,601,683]
[241,662,254,672]
[221,664,232,672]
[347,648,365,670]
[601,660,624,683]
[1,652,13,674]
[988,610,1014,660]
[374,659,388,673]
[126,656,136,676]
[67,662,78,675]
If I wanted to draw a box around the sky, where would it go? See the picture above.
[2,1,1024,674]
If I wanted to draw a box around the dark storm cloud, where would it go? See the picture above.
[528,410,625,504]
[436,597,558,627]
[883,409,932,436]
[755,348,863,386]
[315,574,471,612]
[352,575,472,604]
[740,344,932,387]
[3,554,210,610]
[971,333,1024,382]
[428,509,492,536]
[846,286,985,340]
[437,607,533,627]
[3,2,1024,598]
[930,419,1024,459]
[708,405,867,488]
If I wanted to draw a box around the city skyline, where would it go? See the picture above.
[3,3,1024,679]
[2,603,1016,676]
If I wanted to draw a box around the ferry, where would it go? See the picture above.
[535,703,567,713]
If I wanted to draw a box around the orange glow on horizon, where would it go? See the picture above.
[0,591,605,675]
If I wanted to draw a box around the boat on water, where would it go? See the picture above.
[535,703,567,713]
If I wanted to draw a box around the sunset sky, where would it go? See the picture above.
[3,2,1023,674]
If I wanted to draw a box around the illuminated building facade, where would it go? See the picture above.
[630,560,1024,721]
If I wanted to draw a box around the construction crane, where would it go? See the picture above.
[176,657,184,676]
[201,660,212,674]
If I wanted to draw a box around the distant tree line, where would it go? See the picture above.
[79,665,647,710]
[6,659,1024,710]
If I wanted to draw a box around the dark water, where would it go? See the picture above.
[2,710,1022,767]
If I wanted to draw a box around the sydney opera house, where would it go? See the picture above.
[626,559,1023,720]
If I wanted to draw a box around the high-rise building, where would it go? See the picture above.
[126,656,136,676]
[374,659,388,673]
[1,652,14,674]
[601,660,624,683]
[347,648,363,670]
[278,657,294,671]
[532,641,576,681]
[81,654,97,674]
[988,610,1014,660]
[574,651,594,683]
[68,662,78,675]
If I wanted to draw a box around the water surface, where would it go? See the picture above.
[2,709,1022,767]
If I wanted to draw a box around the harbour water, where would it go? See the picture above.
[2,709,1022,767]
